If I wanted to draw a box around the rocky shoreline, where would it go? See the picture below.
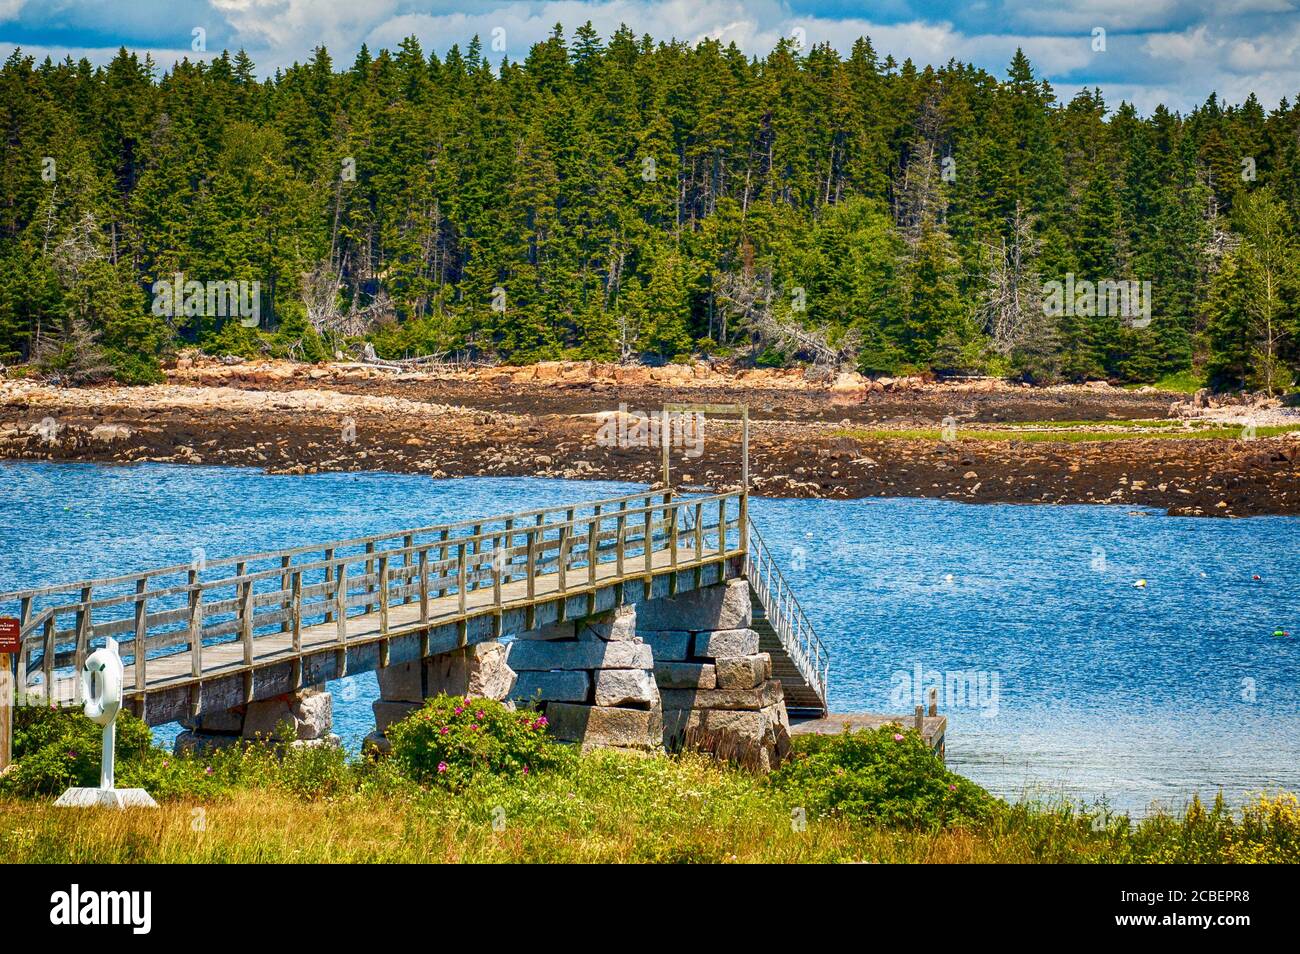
[2,359,1298,518]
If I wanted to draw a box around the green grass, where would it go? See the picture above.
[831,424,1300,443]
[1,709,1297,864]
[1150,370,1207,393]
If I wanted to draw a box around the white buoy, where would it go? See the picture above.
[1133,579,1147,588]
[54,638,157,809]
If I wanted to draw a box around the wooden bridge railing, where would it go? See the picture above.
[1,488,747,707]
[745,522,830,706]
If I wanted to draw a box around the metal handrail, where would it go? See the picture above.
[744,522,829,707]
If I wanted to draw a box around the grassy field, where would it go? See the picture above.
[2,726,1298,864]
[832,423,1300,444]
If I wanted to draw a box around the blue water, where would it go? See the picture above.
[3,461,1297,815]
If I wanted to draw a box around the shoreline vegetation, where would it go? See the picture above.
[1,705,1296,864]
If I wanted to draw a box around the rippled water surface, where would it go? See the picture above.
[3,461,1296,815]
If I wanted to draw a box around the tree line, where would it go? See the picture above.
[1,23,1298,390]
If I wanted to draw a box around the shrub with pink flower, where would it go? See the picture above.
[386,693,570,789]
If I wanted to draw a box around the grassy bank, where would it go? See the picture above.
[832,423,1300,443]
[2,703,1297,864]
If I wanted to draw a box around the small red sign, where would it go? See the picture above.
[0,617,19,653]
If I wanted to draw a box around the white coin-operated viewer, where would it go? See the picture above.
[54,638,157,809]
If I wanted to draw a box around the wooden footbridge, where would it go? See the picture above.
[0,486,830,761]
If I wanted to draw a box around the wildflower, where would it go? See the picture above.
[522,766,529,775]
[66,750,77,758]
[948,784,957,791]
[892,733,904,742]
[204,766,213,776]
[440,726,449,735]
[476,710,485,720]
[470,723,479,731]
[437,761,448,773]
[454,706,464,715]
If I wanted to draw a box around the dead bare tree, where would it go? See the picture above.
[980,202,1044,355]
[716,270,860,375]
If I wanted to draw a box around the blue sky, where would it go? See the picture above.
[2,1,1298,114]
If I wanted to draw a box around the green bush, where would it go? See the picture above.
[0,704,155,797]
[386,694,571,790]
[769,727,1001,829]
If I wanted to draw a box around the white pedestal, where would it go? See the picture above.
[54,787,159,809]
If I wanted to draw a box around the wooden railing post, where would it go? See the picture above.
[643,504,653,574]
[378,554,390,634]
[237,561,253,667]
[418,548,429,623]
[42,616,55,705]
[587,519,598,587]
[279,554,292,632]
[526,529,537,600]
[323,548,335,623]
[616,505,627,578]
[290,570,302,653]
[133,577,148,691]
[457,543,468,615]
[74,585,92,685]
[469,525,482,592]
[364,541,376,613]
[694,501,704,558]
[186,567,204,679]
[402,534,414,605]
[335,562,349,642]
[436,529,451,598]
[716,498,727,556]
[668,500,679,567]
[493,535,504,608]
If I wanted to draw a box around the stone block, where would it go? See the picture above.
[659,681,783,712]
[362,731,391,756]
[174,731,245,756]
[636,579,751,631]
[593,668,658,708]
[376,660,423,703]
[714,654,769,690]
[54,787,158,809]
[509,670,590,704]
[693,628,760,659]
[179,707,244,735]
[241,697,298,739]
[373,700,421,733]
[653,661,716,690]
[577,604,637,641]
[544,702,663,749]
[638,631,691,660]
[506,639,652,672]
[511,620,576,641]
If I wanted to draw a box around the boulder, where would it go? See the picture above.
[693,628,760,659]
[506,639,652,672]
[179,707,244,735]
[426,640,515,700]
[635,579,752,632]
[593,668,658,708]
[291,687,333,740]
[544,702,663,750]
[509,670,590,704]
[511,620,577,641]
[653,661,716,690]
